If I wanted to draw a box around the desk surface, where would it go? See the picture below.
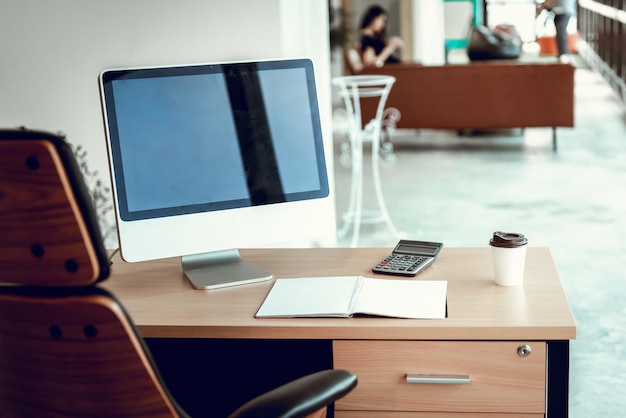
[103,247,576,341]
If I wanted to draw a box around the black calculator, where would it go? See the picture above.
[372,240,444,276]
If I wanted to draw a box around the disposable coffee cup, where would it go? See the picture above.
[489,231,528,286]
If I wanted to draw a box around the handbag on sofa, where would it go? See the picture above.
[467,24,522,61]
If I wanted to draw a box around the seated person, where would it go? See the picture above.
[359,4,404,68]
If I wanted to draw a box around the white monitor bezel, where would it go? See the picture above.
[99,58,333,272]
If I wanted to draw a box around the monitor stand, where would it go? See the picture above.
[181,249,273,289]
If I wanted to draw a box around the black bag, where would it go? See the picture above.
[467,24,522,61]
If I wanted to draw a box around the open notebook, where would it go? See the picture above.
[255,276,447,319]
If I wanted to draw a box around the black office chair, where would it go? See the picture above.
[0,128,357,418]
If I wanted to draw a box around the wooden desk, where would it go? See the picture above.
[104,247,576,417]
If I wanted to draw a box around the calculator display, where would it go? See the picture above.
[396,244,438,256]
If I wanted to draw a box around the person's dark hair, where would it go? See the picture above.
[359,4,387,31]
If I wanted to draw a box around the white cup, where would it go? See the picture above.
[489,231,528,286]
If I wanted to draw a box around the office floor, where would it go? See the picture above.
[332,59,626,417]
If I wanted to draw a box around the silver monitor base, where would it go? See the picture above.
[181,249,273,289]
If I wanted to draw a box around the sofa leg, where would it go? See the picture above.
[552,127,557,152]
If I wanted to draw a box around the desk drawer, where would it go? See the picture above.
[336,412,543,418]
[334,341,546,414]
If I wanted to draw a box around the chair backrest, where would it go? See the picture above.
[332,75,397,134]
[0,129,185,417]
[343,43,364,75]
[0,129,109,286]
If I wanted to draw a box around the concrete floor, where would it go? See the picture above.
[332,62,626,417]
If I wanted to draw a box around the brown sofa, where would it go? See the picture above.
[359,62,575,151]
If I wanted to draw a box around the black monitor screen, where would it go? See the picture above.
[101,59,329,221]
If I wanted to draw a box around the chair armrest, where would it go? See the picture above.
[228,369,357,418]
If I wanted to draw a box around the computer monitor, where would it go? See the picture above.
[99,58,330,289]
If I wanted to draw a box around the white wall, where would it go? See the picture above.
[0,0,336,248]
[412,0,446,65]
[444,1,474,41]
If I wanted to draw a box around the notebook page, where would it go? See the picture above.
[353,278,447,319]
[255,276,359,318]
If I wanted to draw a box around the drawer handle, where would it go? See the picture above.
[406,374,470,385]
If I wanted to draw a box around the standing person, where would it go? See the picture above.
[539,0,577,62]
[359,4,404,68]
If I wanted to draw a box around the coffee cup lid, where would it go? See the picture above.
[489,231,528,248]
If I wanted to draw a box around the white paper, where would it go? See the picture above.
[255,276,359,318]
[255,276,447,319]
[354,278,447,319]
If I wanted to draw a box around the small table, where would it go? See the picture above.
[332,75,401,247]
